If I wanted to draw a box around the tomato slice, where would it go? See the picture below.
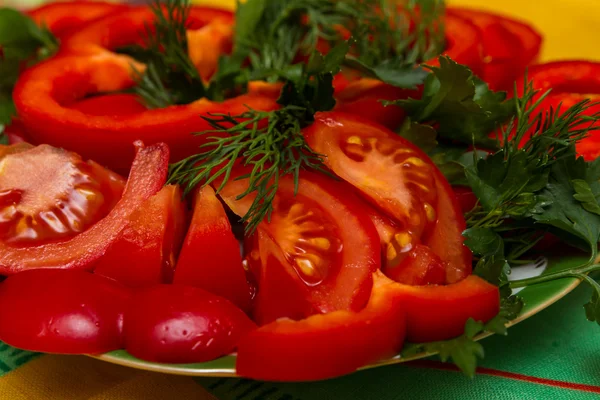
[303,112,471,284]
[0,141,169,273]
[173,185,252,311]
[217,170,381,324]
[124,285,256,364]
[28,1,129,39]
[236,271,406,381]
[0,269,131,354]
[0,143,125,244]
[93,185,186,287]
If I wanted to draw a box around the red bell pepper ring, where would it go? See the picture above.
[435,14,484,77]
[514,61,600,160]
[448,7,542,91]
[93,184,187,288]
[13,52,279,171]
[173,185,252,312]
[28,1,129,40]
[0,269,131,354]
[68,94,148,116]
[0,141,169,273]
[60,5,233,57]
[236,271,407,382]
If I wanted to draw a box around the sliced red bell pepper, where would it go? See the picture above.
[13,52,279,171]
[93,184,187,287]
[448,7,542,90]
[0,141,169,273]
[3,119,30,144]
[236,271,406,381]
[173,185,252,312]
[28,1,129,40]
[68,94,148,116]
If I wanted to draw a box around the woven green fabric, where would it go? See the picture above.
[198,284,600,400]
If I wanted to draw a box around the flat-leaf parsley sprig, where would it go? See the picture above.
[168,42,350,233]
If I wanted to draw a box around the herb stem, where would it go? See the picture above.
[509,263,600,289]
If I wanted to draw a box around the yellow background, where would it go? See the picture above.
[194,0,600,62]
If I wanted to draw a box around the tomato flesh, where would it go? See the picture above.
[0,269,131,354]
[93,185,186,287]
[303,112,471,284]
[174,185,252,311]
[124,285,256,364]
[0,143,124,245]
[218,170,380,324]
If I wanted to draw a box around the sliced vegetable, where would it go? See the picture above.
[236,271,406,382]
[124,284,256,364]
[68,94,148,116]
[0,141,168,273]
[13,52,279,170]
[0,143,125,244]
[218,169,380,324]
[28,1,129,39]
[173,185,252,311]
[303,112,471,284]
[93,185,186,288]
[0,269,131,354]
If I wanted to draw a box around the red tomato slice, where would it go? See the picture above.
[448,8,542,90]
[68,94,147,116]
[0,141,169,273]
[173,185,252,311]
[303,112,471,284]
[124,285,256,364]
[236,271,406,381]
[28,1,129,39]
[0,143,125,244]
[93,185,186,287]
[0,269,131,354]
[217,170,381,324]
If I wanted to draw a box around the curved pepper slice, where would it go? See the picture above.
[514,61,600,161]
[236,272,406,382]
[93,184,187,288]
[28,1,129,39]
[236,271,499,381]
[0,141,169,273]
[448,7,542,90]
[173,185,252,312]
[13,52,279,171]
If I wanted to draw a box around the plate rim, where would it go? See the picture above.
[90,276,581,378]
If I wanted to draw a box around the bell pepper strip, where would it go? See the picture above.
[60,6,233,57]
[216,169,381,324]
[187,19,234,81]
[68,94,148,116]
[173,185,252,312]
[400,275,500,342]
[124,284,256,364]
[236,271,406,382]
[0,269,131,354]
[514,61,600,160]
[13,52,279,171]
[303,112,472,284]
[0,141,169,273]
[448,8,542,91]
[28,1,129,40]
[3,119,30,144]
[93,185,187,288]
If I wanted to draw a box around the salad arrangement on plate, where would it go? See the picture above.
[1,0,600,382]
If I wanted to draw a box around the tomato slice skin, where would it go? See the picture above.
[236,272,406,382]
[0,141,169,273]
[28,1,129,39]
[303,112,471,284]
[0,269,131,354]
[217,169,380,324]
[93,184,186,287]
[124,285,256,364]
[173,185,252,311]
[400,275,500,342]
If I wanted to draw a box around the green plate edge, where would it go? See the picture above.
[92,255,584,377]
